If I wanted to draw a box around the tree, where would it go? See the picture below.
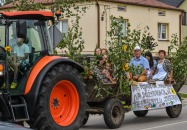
[4,0,13,5]
[54,0,91,61]
[57,15,85,62]
[13,0,44,11]
[171,36,187,92]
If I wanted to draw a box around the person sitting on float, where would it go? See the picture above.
[150,50,173,82]
[145,51,157,80]
[102,62,116,84]
[129,45,150,82]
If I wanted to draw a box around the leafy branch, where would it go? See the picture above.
[13,0,45,11]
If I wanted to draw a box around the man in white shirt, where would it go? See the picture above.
[11,37,30,89]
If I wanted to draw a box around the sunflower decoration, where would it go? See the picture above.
[123,45,127,52]
[5,46,12,56]
[123,63,129,71]
[170,88,176,95]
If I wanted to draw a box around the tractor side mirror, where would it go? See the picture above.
[49,25,63,49]
[16,20,27,38]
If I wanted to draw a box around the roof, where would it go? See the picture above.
[0,0,183,12]
[157,0,184,7]
[0,11,53,19]
[0,0,54,9]
[102,0,182,11]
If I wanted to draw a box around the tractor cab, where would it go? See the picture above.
[0,11,57,94]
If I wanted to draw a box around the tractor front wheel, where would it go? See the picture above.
[33,64,86,130]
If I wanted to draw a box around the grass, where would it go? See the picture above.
[179,93,187,99]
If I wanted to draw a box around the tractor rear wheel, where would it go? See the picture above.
[103,98,124,129]
[33,64,86,130]
[166,94,182,118]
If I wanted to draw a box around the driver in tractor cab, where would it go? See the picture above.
[10,36,30,89]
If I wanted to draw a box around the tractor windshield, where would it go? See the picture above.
[8,20,53,55]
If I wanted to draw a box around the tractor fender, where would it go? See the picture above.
[24,56,84,116]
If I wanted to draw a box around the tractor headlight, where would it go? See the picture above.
[0,64,4,76]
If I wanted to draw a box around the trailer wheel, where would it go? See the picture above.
[33,64,86,130]
[133,110,148,117]
[82,112,89,126]
[103,98,124,129]
[166,94,182,118]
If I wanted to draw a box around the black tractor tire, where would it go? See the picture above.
[82,112,89,126]
[103,98,124,129]
[33,64,86,130]
[133,110,148,117]
[166,94,182,118]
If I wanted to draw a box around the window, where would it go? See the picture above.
[158,23,168,40]
[158,11,166,16]
[182,12,187,25]
[0,26,5,47]
[117,6,126,11]
[115,19,127,37]
[56,20,68,35]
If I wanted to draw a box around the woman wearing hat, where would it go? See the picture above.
[150,50,173,82]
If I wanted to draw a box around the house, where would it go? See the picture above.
[0,0,183,55]
[76,0,183,54]
[158,0,187,41]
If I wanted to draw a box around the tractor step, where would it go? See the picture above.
[8,96,30,122]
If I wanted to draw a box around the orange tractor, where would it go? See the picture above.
[0,11,86,130]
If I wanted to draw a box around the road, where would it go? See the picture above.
[81,103,187,130]
[179,85,187,94]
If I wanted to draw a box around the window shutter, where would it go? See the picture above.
[56,20,68,35]
[56,21,62,32]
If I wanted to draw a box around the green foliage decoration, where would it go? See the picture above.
[57,15,85,62]
[54,0,93,80]
[172,36,187,91]
[53,0,92,18]
[106,15,157,96]
[168,33,179,57]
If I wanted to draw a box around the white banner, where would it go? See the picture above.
[131,81,181,111]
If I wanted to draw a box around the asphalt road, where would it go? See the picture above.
[81,103,187,130]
